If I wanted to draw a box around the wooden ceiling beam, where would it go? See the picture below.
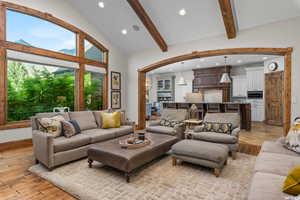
[127,0,168,52]
[218,0,237,39]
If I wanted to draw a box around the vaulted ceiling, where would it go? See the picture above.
[67,0,300,55]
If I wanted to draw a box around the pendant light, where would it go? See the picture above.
[177,62,187,85]
[220,56,231,83]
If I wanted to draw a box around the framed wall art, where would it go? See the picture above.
[111,71,121,90]
[111,91,121,109]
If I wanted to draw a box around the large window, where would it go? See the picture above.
[84,39,104,62]
[0,3,108,128]
[84,66,105,110]
[7,60,75,122]
[6,10,76,55]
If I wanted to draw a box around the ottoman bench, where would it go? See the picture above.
[171,140,229,177]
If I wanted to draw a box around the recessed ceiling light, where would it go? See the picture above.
[179,9,186,16]
[263,56,268,60]
[237,60,243,64]
[121,29,127,35]
[98,1,104,8]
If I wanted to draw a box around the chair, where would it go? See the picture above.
[146,108,187,139]
[186,113,240,159]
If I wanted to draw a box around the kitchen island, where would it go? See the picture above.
[163,102,251,131]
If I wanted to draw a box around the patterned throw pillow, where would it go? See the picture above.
[160,119,181,128]
[170,120,181,128]
[194,122,232,135]
[284,125,300,154]
[38,115,65,137]
[61,120,81,138]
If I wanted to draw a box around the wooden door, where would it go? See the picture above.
[265,72,283,126]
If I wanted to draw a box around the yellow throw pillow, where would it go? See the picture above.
[101,111,121,129]
[282,165,300,195]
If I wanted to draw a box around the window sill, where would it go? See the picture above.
[0,121,31,130]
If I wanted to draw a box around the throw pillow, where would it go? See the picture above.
[62,121,75,138]
[282,165,300,195]
[38,115,65,137]
[194,122,232,135]
[69,120,81,134]
[285,124,300,154]
[101,111,121,129]
[170,120,181,128]
[61,120,81,138]
[160,119,181,128]
[160,119,170,126]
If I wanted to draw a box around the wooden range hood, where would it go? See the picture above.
[192,66,231,102]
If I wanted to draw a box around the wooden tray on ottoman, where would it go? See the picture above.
[119,138,151,149]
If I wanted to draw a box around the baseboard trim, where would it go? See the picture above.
[0,139,32,152]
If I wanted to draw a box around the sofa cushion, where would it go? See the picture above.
[82,129,116,143]
[172,140,228,163]
[69,111,98,131]
[161,109,187,121]
[146,126,176,136]
[261,141,299,157]
[254,152,300,176]
[113,126,134,137]
[190,132,237,144]
[204,113,240,128]
[53,134,90,153]
[248,172,290,200]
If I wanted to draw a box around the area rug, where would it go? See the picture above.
[29,153,256,200]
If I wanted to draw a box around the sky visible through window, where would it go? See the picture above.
[6,10,76,55]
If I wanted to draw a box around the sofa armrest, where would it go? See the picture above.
[123,120,136,131]
[32,130,54,168]
[231,127,240,138]
[123,120,135,126]
[148,120,161,126]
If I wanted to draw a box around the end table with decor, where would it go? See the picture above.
[183,119,203,129]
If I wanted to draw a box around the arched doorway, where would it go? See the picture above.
[137,47,293,136]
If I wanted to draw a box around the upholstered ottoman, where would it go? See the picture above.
[171,140,229,177]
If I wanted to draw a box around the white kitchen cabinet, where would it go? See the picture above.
[248,99,265,122]
[246,67,264,91]
[232,75,247,97]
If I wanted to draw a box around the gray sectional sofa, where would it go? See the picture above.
[248,137,300,200]
[32,110,135,170]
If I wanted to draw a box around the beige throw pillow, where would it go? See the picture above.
[38,115,65,137]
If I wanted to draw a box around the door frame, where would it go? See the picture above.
[137,47,293,136]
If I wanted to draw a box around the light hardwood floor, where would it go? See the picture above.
[0,122,283,200]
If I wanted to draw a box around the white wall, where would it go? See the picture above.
[127,17,300,123]
[0,0,128,143]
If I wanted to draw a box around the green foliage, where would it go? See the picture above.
[7,61,103,122]
[84,72,103,111]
